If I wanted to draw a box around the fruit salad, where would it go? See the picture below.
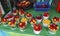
[33,24,42,34]
[43,19,51,27]
[43,12,49,19]
[48,23,59,34]
[36,16,42,23]
[26,13,32,19]
[18,22,26,32]
[19,9,25,16]
[52,17,60,24]
[21,18,27,25]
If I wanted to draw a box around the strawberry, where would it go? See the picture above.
[49,23,58,30]
[34,24,42,31]
[18,22,26,28]
[43,12,49,17]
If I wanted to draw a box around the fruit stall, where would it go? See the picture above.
[0,0,60,36]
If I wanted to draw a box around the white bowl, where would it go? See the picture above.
[33,30,41,34]
[26,16,32,19]
[25,21,27,25]
[20,29,24,32]
[43,23,48,27]
[49,30,56,34]
[3,24,8,27]
[20,29,25,32]
[36,19,42,23]
[43,16,49,19]
[11,27,16,30]
[19,13,24,17]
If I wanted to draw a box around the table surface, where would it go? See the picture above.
[0,7,60,36]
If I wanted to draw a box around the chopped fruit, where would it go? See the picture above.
[8,19,16,27]
[25,1,30,5]
[34,24,42,31]
[17,0,31,7]
[30,18,36,24]
[36,16,42,19]
[13,10,18,13]
[12,10,18,15]
[18,22,26,29]
[14,15,19,19]
[2,18,7,22]
[43,19,51,24]
[43,12,49,17]
[56,18,59,22]
[14,15,19,20]
[21,18,27,23]
[26,13,32,17]
[48,23,59,31]
[19,9,25,15]
[52,17,60,23]
[53,17,59,21]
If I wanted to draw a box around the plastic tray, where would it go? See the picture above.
[34,2,50,11]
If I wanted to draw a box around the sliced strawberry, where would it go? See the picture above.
[49,23,58,30]
[18,22,26,28]
[30,18,36,22]
[34,24,42,31]
[43,12,49,17]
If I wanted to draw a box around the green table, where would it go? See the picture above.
[0,7,60,36]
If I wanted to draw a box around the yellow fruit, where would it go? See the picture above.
[8,22,11,25]
[43,19,51,24]
[21,18,27,22]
